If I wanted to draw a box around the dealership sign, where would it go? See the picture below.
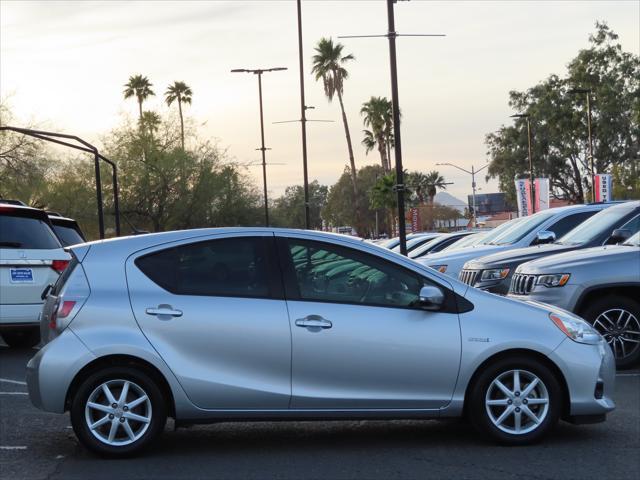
[515,178,550,216]
[594,174,613,202]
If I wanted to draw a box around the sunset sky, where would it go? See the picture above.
[2,0,638,201]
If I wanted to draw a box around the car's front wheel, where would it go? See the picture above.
[70,366,167,457]
[469,356,562,445]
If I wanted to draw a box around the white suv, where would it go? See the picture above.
[0,204,71,347]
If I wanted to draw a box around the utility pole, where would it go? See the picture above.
[296,0,311,228]
[231,67,287,226]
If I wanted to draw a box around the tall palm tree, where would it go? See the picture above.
[424,170,448,205]
[139,111,162,141]
[311,38,357,195]
[165,81,192,150]
[123,75,155,123]
[360,96,393,172]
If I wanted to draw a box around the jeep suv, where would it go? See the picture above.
[508,231,640,368]
[459,201,640,294]
[0,204,71,347]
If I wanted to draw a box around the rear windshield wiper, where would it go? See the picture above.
[0,241,22,248]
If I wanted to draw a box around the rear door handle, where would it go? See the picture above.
[295,316,332,329]
[146,305,183,317]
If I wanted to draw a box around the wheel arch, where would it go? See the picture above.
[462,348,570,418]
[64,354,176,418]
[575,284,640,315]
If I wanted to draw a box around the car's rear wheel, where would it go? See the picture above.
[581,295,640,369]
[469,356,562,445]
[1,328,40,348]
[70,366,167,457]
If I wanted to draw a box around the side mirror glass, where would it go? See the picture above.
[608,229,632,244]
[419,285,445,311]
[534,230,556,245]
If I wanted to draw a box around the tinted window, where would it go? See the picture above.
[285,239,426,308]
[52,224,84,246]
[558,206,638,245]
[545,211,596,240]
[136,237,271,298]
[0,215,61,249]
[620,214,640,235]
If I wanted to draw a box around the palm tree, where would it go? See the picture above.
[165,81,192,150]
[139,111,162,141]
[424,170,448,205]
[311,38,357,195]
[123,75,155,123]
[360,96,393,172]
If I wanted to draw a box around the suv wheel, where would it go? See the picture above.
[468,356,561,445]
[1,329,40,348]
[70,366,167,457]
[582,295,640,369]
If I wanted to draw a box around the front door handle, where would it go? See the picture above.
[295,316,332,329]
[146,305,183,318]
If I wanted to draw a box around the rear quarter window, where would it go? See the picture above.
[0,215,61,249]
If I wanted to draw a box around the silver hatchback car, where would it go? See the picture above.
[27,228,615,456]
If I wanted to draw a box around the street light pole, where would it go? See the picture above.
[569,88,595,203]
[511,113,535,214]
[437,162,488,228]
[231,67,287,226]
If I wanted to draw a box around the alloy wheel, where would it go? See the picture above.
[485,369,549,435]
[84,379,152,446]
[593,308,640,361]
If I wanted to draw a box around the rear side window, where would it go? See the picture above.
[546,211,596,239]
[135,237,272,298]
[52,224,85,246]
[0,215,61,249]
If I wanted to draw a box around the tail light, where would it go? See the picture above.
[49,300,76,329]
[51,259,70,274]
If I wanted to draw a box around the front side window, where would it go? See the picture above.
[136,237,271,298]
[284,239,426,308]
[545,211,596,240]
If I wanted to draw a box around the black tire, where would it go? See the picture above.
[581,295,640,369]
[70,366,167,457]
[468,356,562,445]
[1,328,40,348]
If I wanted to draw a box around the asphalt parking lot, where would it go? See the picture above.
[1,343,639,480]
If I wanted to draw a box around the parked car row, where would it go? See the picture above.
[384,201,640,368]
[0,200,85,347]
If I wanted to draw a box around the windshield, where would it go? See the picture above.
[473,217,522,246]
[623,231,640,246]
[441,232,485,251]
[558,206,636,245]
[52,224,85,246]
[488,210,557,245]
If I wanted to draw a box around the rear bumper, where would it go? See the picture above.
[26,328,95,412]
[0,303,42,326]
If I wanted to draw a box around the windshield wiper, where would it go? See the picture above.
[0,241,22,248]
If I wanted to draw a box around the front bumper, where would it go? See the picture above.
[508,283,583,312]
[549,337,615,417]
[26,328,95,412]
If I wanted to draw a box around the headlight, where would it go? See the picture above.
[431,265,447,273]
[549,311,601,344]
[537,273,570,288]
[480,268,510,281]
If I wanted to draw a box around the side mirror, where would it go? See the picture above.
[608,229,632,244]
[419,285,445,311]
[534,230,556,245]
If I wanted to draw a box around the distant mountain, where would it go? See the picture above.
[434,191,467,212]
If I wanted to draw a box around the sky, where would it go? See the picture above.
[1,0,639,203]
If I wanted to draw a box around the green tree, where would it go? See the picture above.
[165,81,193,150]
[271,181,328,229]
[311,38,358,202]
[486,23,639,204]
[360,96,394,172]
[139,111,162,142]
[123,75,155,123]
